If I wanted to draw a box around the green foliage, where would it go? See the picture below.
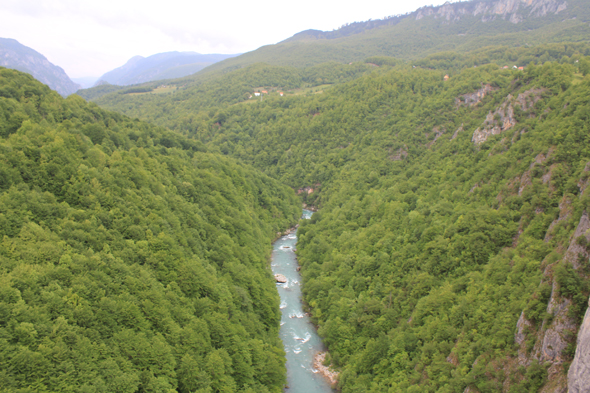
[83,62,374,113]
[508,361,548,393]
[555,262,590,323]
[77,83,126,101]
[124,56,590,391]
[0,67,300,392]
[10,40,590,391]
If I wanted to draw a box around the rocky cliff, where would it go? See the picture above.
[568,299,590,393]
[415,0,568,24]
[514,204,590,391]
[0,38,80,96]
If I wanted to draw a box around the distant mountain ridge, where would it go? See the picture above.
[282,0,570,43]
[0,38,80,96]
[197,0,588,75]
[96,51,239,86]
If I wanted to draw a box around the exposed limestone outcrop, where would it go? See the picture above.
[456,84,495,107]
[568,298,590,393]
[535,213,590,366]
[416,0,567,24]
[472,98,516,144]
[535,283,575,364]
[472,88,545,145]
[516,88,546,111]
[563,211,590,270]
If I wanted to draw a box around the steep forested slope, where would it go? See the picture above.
[292,63,590,392]
[0,68,301,392]
[189,0,590,76]
[119,55,590,391]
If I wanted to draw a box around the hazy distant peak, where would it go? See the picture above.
[0,37,80,96]
[96,51,239,86]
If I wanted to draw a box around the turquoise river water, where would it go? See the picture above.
[271,210,334,392]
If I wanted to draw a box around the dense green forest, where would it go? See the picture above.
[89,41,590,391]
[4,2,590,388]
[81,44,590,136]
[0,68,301,392]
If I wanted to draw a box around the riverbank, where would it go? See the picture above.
[313,352,339,386]
[274,223,299,242]
[272,209,334,392]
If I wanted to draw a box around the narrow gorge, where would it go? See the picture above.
[271,210,335,392]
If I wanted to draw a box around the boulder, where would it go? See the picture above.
[274,274,287,283]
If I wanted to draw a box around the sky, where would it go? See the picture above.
[0,0,450,78]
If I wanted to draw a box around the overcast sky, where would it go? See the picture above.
[0,0,449,78]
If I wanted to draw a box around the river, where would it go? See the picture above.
[271,209,334,392]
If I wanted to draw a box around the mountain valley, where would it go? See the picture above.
[2,0,590,391]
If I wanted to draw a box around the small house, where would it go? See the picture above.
[254,92,260,96]
[279,92,284,96]
[261,90,268,94]
[443,74,449,81]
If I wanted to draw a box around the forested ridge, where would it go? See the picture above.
[88,41,590,391]
[0,68,301,392]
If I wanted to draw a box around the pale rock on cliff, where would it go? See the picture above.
[416,0,567,24]
[563,212,590,270]
[471,88,545,145]
[456,84,495,107]
[568,298,590,393]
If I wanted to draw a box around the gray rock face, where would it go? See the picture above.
[0,38,80,96]
[457,84,495,107]
[568,299,590,393]
[532,279,575,364]
[564,212,590,270]
[471,89,545,145]
[287,0,573,44]
[416,0,568,23]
